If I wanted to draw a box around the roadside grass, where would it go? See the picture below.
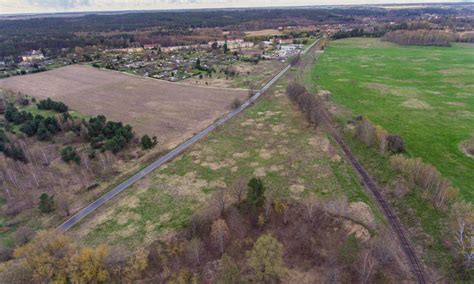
[76,73,373,248]
[312,37,474,200]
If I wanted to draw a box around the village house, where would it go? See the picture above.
[143,43,161,50]
[21,50,45,62]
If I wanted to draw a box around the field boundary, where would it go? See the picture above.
[57,37,322,232]
[319,107,428,283]
[81,64,252,92]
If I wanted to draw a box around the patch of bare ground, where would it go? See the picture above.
[444,101,465,107]
[401,98,432,110]
[365,82,420,97]
[460,136,474,159]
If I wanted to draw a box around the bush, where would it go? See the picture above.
[230,98,242,110]
[140,135,157,150]
[247,178,266,208]
[61,146,81,164]
[39,193,55,213]
[386,135,405,153]
[390,155,458,208]
[289,53,301,66]
[355,119,376,146]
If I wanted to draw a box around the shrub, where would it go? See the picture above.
[140,135,157,150]
[39,193,55,213]
[386,135,405,154]
[247,178,266,208]
[61,146,81,164]
[355,118,376,146]
[390,155,458,208]
[230,98,242,110]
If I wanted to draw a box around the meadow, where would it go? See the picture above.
[73,78,375,248]
[312,38,474,200]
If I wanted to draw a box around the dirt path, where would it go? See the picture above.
[319,108,428,283]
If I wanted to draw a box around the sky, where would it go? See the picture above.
[0,0,467,15]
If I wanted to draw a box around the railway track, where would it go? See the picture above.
[320,110,428,283]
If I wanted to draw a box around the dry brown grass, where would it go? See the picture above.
[0,65,247,148]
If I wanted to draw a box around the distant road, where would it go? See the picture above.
[57,37,322,232]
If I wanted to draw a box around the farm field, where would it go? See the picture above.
[312,38,474,200]
[0,65,248,149]
[73,76,377,249]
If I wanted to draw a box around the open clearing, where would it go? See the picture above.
[312,38,474,200]
[180,60,287,89]
[0,65,247,148]
[73,72,376,248]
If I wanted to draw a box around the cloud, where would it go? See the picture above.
[26,0,91,9]
[0,0,465,14]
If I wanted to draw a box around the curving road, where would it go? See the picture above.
[57,38,322,232]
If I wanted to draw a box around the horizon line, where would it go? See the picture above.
[0,1,471,17]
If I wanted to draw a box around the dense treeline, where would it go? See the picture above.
[0,7,399,58]
[382,29,453,46]
[286,82,324,127]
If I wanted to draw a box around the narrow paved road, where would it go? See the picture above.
[57,38,322,232]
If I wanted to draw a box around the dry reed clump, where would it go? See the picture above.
[390,155,459,209]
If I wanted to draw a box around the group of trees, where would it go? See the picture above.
[85,115,134,154]
[0,231,148,283]
[390,155,458,209]
[286,81,325,127]
[37,98,68,113]
[382,29,453,47]
[354,117,405,154]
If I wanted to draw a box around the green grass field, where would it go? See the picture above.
[312,38,474,200]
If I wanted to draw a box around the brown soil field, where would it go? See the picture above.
[0,65,247,148]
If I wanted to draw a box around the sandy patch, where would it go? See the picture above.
[401,98,432,110]
[240,119,256,127]
[259,149,273,160]
[343,220,371,242]
[290,184,305,194]
[254,167,266,177]
[445,102,465,107]
[160,172,209,201]
[349,202,375,228]
[233,152,250,159]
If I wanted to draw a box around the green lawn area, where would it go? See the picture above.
[312,38,474,201]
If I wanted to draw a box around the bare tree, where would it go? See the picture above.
[213,187,227,217]
[450,201,474,269]
[211,218,230,255]
[56,193,72,217]
[357,249,377,284]
[303,195,319,221]
[186,237,204,264]
[14,226,36,246]
[231,177,247,204]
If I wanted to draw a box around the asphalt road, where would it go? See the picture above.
[57,38,321,232]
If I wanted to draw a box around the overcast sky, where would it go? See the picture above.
[0,0,467,15]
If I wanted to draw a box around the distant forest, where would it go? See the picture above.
[0,6,463,58]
